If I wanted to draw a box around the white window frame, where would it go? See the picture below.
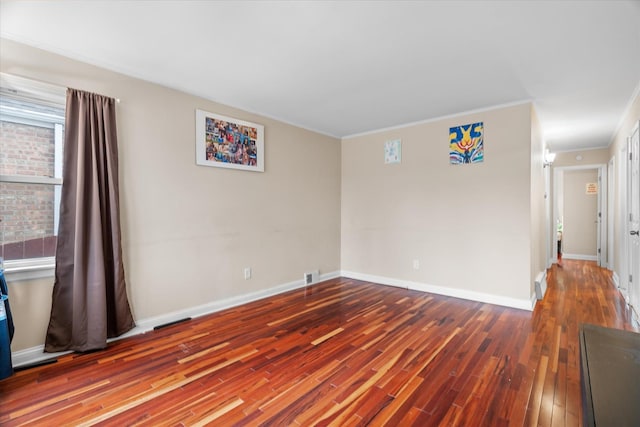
[0,73,66,281]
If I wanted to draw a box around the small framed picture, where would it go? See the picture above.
[195,109,264,172]
[384,139,401,164]
[449,122,484,165]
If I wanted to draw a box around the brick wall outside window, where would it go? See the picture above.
[0,121,57,260]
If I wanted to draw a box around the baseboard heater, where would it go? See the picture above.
[535,271,547,300]
[153,317,191,330]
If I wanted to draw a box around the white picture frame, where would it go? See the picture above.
[384,139,401,164]
[195,109,264,172]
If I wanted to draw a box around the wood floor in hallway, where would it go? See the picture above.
[0,260,637,426]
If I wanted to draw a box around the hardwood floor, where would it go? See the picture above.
[0,260,636,426]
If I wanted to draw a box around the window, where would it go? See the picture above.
[0,73,66,279]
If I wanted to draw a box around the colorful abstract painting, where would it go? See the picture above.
[449,122,484,164]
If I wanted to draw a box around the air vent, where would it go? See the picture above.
[304,270,319,285]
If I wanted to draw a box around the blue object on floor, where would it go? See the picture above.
[1,269,14,380]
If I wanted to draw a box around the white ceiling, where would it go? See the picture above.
[1,1,639,151]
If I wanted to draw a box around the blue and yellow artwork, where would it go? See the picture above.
[449,122,484,164]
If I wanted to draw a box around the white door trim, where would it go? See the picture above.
[545,164,553,268]
[608,156,615,270]
[627,121,639,323]
[597,166,608,267]
[618,143,630,301]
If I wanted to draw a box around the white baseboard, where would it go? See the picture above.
[126,269,339,334]
[530,292,538,310]
[340,270,534,311]
[561,253,598,261]
[612,271,620,288]
[10,347,70,369]
[12,270,341,368]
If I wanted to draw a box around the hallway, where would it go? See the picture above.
[527,260,637,425]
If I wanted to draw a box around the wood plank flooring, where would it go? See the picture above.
[0,260,637,426]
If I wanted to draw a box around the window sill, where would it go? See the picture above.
[2,257,55,282]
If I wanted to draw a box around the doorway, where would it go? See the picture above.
[553,164,607,267]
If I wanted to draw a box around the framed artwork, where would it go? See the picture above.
[449,122,484,165]
[195,109,264,172]
[384,139,402,164]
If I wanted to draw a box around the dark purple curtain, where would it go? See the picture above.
[45,89,134,352]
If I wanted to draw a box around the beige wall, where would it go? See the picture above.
[3,278,52,351]
[1,39,342,351]
[341,102,534,303]
[553,147,610,168]
[562,169,598,257]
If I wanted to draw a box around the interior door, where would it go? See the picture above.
[628,121,639,322]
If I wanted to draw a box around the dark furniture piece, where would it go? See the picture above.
[579,323,640,427]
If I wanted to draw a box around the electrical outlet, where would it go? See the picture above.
[244,267,251,280]
[413,259,420,270]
